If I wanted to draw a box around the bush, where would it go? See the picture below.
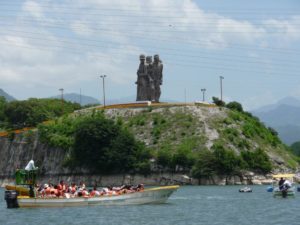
[290,141,300,157]
[240,148,272,173]
[212,143,243,175]
[226,101,243,112]
[71,113,149,173]
[4,98,80,128]
[192,149,217,179]
[212,97,225,107]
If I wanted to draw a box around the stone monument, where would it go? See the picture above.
[136,54,163,102]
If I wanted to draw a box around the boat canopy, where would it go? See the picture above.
[272,174,295,179]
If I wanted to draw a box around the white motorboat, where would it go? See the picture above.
[238,187,252,193]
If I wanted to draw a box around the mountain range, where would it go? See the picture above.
[51,93,100,106]
[252,96,300,145]
[0,89,16,101]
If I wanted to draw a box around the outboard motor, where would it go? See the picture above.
[4,190,19,208]
[282,189,288,198]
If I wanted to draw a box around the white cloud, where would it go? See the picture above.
[22,1,44,19]
[1,0,299,100]
[263,16,300,42]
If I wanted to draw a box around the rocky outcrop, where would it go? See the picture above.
[0,130,274,187]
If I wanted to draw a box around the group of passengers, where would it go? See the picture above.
[36,181,144,198]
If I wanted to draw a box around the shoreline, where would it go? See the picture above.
[0,172,275,187]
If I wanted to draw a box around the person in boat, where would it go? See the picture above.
[57,180,66,197]
[68,182,77,195]
[90,186,100,197]
[79,181,86,191]
[278,177,285,190]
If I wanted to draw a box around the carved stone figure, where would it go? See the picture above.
[136,54,148,101]
[146,56,154,101]
[135,54,163,102]
[152,54,163,102]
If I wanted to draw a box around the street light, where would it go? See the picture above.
[59,88,64,114]
[201,88,206,102]
[100,75,107,108]
[220,76,224,101]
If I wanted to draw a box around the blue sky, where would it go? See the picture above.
[0,0,299,110]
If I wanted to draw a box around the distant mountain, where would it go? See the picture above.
[252,96,300,145]
[0,89,16,101]
[253,96,300,113]
[51,93,178,107]
[51,93,100,106]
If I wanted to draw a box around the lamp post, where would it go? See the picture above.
[59,88,64,114]
[201,88,206,102]
[100,75,107,108]
[220,76,224,101]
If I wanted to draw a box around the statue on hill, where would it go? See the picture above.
[135,54,163,102]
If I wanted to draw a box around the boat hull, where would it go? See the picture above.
[273,189,295,198]
[17,185,179,208]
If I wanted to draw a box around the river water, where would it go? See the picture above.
[1,185,300,225]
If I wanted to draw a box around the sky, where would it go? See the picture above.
[0,0,299,110]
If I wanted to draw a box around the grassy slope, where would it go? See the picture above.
[106,105,298,170]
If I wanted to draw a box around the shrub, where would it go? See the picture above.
[226,101,243,112]
[212,96,225,107]
[241,148,272,173]
[192,149,217,179]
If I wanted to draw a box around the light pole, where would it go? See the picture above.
[59,88,64,114]
[79,88,82,106]
[100,75,107,108]
[220,76,224,101]
[201,88,206,102]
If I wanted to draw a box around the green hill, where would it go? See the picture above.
[37,104,299,177]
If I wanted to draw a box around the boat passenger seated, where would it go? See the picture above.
[278,177,285,190]
[68,183,77,194]
[90,187,100,197]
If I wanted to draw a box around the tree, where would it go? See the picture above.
[212,97,225,107]
[0,96,7,122]
[212,143,242,176]
[192,149,217,180]
[290,141,300,157]
[71,114,149,173]
[226,101,243,112]
[240,148,272,173]
[4,98,80,127]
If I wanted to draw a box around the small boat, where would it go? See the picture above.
[266,186,273,192]
[272,174,295,198]
[239,187,252,193]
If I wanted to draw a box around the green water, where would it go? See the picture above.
[1,186,300,225]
